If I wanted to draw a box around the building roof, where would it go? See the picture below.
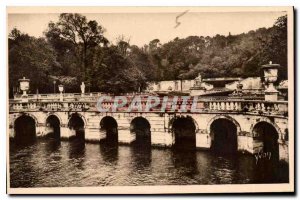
[200,87,234,96]
[202,77,242,84]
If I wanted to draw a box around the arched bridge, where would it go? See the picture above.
[9,94,289,163]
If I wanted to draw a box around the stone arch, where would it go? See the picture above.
[130,116,151,145]
[14,114,37,144]
[169,114,199,132]
[251,120,280,162]
[250,118,282,138]
[68,112,87,128]
[13,112,39,127]
[207,115,240,154]
[206,115,241,135]
[68,113,86,140]
[45,112,62,127]
[100,116,118,143]
[45,114,61,139]
[170,115,197,149]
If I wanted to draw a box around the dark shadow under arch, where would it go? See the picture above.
[172,116,196,150]
[252,121,279,162]
[130,117,151,146]
[46,115,61,140]
[68,113,85,140]
[100,116,118,144]
[14,115,36,145]
[210,118,237,155]
[252,121,284,182]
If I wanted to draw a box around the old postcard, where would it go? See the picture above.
[7,6,294,194]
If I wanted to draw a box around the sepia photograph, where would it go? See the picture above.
[6,6,294,194]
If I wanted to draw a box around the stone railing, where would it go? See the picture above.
[10,101,96,112]
[12,92,153,102]
[9,98,288,117]
[13,93,104,102]
[204,100,288,116]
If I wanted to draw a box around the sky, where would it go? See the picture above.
[8,11,286,47]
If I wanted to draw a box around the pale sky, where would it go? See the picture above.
[8,11,285,46]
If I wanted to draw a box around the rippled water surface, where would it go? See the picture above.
[10,139,289,188]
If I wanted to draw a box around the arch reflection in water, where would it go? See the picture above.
[172,116,196,150]
[46,115,61,140]
[210,118,237,155]
[172,149,198,179]
[68,138,86,171]
[10,140,289,187]
[100,116,118,144]
[14,115,36,145]
[130,117,151,146]
[253,121,279,162]
[99,142,119,164]
[68,113,85,141]
[131,144,152,170]
[252,121,287,183]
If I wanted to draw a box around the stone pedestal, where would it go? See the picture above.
[196,132,211,149]
[9,127,15,138]
[85,128,102,142]
[278,140,289,163]
[60,126,75,139]
[99,130,107,140]
[265,92,279,101]
[237,135,253,153]
[118,128,135,144]
[36,126,46,137]
[151,130,173,147]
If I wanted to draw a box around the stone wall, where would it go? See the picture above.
[226,77,263,90]
[146,80,195,93]
[9,110,289,163]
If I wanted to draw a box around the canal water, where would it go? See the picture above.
[9,139,289,188]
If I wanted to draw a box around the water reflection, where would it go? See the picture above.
[68,138,86,171]
[172,149,198,178]
[9,139,289,188]
[131,143,152,170]
[99,141,119,164]
[44,138,61,155]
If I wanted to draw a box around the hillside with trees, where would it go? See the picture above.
[8,14,287,96]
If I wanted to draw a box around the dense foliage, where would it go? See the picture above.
[8,14,287,96]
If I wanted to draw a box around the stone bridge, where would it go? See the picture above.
[9,94,289,163]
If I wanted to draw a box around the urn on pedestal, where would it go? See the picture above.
[18,77,30,102]
[262,61,280,101]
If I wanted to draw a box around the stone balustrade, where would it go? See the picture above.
[205,100,288,116]
[9,98,288,117]
[12,92,153,102]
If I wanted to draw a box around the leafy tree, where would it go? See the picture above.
[45,13,108,81]
[8,14,287,96]
[92,46,146,94]
[258,15,287,80]
[9,28,59,96]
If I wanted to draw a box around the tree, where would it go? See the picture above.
[45,13,108,81]
[258,15,287,80]
[9,28,59,96]
[116,35,131,56]
[91,46,146,94]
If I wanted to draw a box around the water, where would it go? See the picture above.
[9,139,289,188]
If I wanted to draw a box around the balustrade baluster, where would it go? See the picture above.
[249,103,254,111]
[215,102,219,110]
[274,103,279,112]
[261,103,265,112]
[229,102,233,110]
[258,103,262,111]
[237,102,242,111]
